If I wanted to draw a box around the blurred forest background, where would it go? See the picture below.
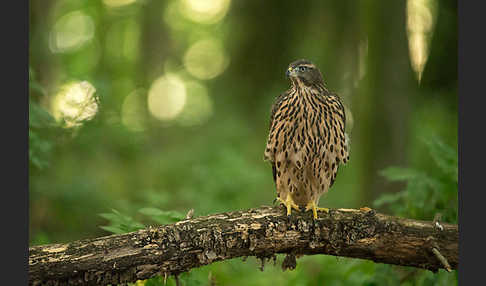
[29,0,457,285]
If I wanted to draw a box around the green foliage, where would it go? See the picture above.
[29,128,53,170]
[29,67,47,97]
[99,209,145,234]
[374,136,458,223]
[99,207,186,235]
[424,137,458,184]
[368,136,458,285]
[139,207,186,225]
[29,67,58,170]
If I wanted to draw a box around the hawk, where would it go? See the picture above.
[264,59,349,219]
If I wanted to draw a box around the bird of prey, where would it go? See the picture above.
[264,59,349,219]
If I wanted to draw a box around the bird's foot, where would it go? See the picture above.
[305,201,329,220]
[277,196,300,217]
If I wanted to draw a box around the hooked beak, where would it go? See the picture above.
[286,67,294,78]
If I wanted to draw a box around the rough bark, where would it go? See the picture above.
[29,206,458,286]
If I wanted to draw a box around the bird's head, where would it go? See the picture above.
[286,59,324,87]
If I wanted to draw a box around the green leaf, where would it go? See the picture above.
[379,167,424,182]
[98,212,121,222]
[139,208,185,225]
[29,67,48,96]
[98,209,145,234]
[29,100,57,128]
[373,192,405,207]
[99,225,126,235]
[29,129,53,170]
[29,81,47,97]
[423,137,458,182]
[376,136,458,224]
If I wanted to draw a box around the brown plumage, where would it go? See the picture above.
[264,59,349,219]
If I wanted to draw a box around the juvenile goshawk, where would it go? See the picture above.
[264,59,349,219]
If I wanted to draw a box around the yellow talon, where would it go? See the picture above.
[277,196,299,216]
[305,201,329,219]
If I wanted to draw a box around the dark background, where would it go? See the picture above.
[29,0,457,285]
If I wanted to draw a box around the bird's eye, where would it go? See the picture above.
[299,66,307,72]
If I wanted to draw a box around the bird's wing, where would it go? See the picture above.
[330,93,350,166]
[265,92,288,185]
[268,91,288,131]
[264,91,288,163]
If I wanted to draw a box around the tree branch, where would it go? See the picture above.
[29,206,458,285]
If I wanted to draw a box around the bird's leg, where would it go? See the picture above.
[277,195,299,216]
[305,201,329,219]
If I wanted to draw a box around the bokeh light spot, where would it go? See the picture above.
[49,11,95,53]
[176,81,213,126]
[406,0,437,82]
[51,81,99,128]
[184,39,230,80]
[148,75,187,121]
[180,0,231,24]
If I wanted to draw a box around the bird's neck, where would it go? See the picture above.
[290,82,328,95]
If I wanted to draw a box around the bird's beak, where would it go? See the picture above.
[286,67,293,78]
